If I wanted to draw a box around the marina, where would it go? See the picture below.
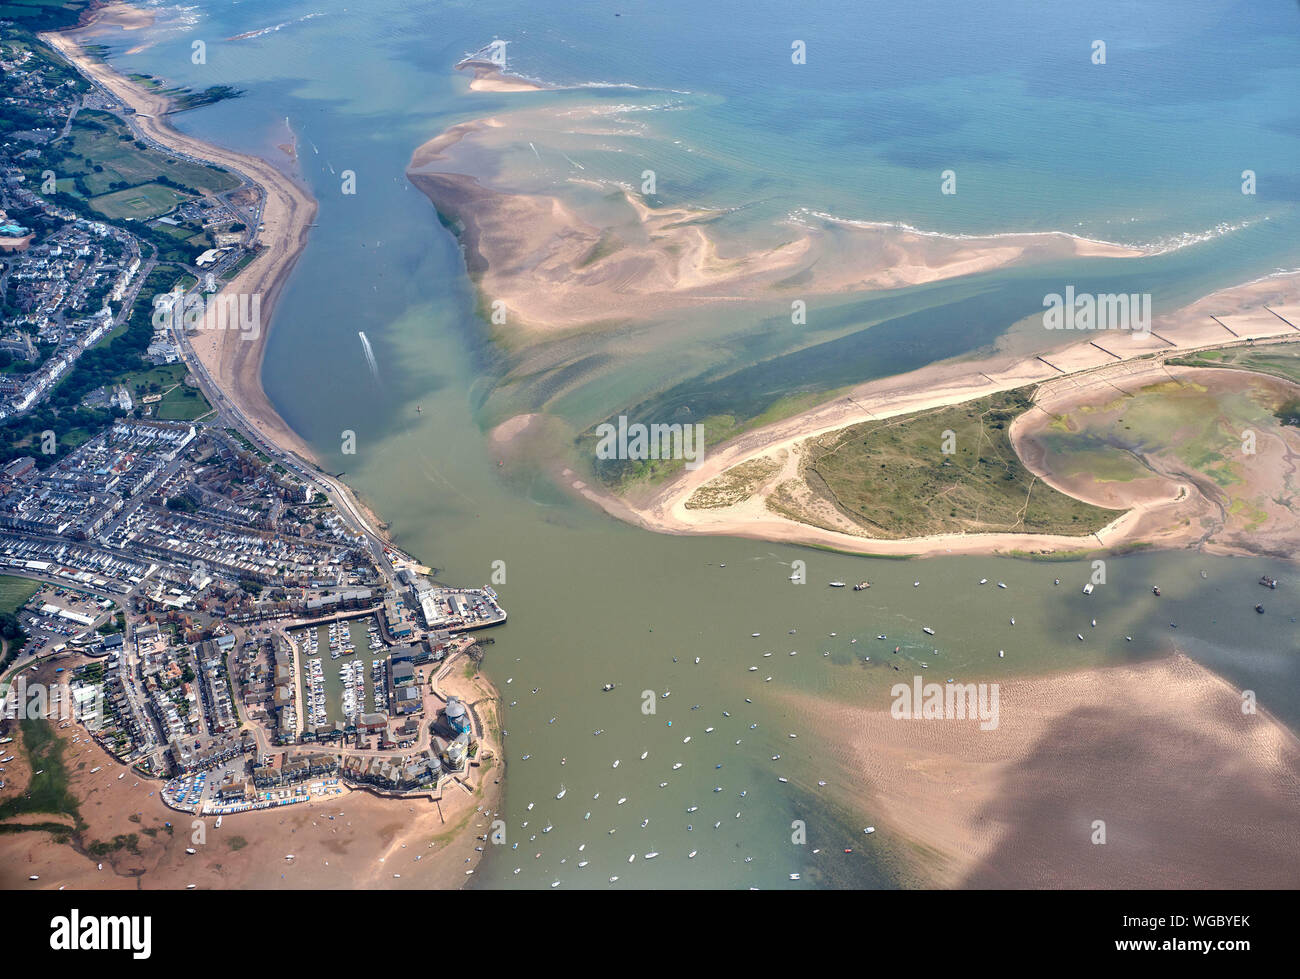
[291,617,390,725]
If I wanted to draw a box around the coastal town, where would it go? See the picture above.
[0,7,506,847]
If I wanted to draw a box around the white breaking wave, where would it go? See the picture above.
[231,11,326,41]
[791,207,1264,256]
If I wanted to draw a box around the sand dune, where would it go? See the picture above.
[594,273,1300,557]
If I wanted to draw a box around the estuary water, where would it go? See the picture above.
[95,0,1300,888]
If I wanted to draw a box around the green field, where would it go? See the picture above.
[88,182,191,221]
[0,0,93,30]
[789,388,1119,539]
[57,110,238,197]
[117,362,211,420]
[154,382,211,421]
[0,575,40,615]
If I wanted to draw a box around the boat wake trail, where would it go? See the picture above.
[358,331,381,383]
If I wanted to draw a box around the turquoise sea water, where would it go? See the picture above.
[93,0,1300,888]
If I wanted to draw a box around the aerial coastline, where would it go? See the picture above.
[410,52,1300,563]
[1,10,506,891]
[566,272,1300,559]
[42,17,319,465]
[5,0,1297,905]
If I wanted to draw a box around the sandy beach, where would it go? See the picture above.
[569,273,1300,558]
[42,23,320,462]
[785,653,1300,888]
[406,101,1144,334]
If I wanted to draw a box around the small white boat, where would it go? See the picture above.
[672,762,683,770]
[185,848,197,855]
[1077,633,1085,641]
[617,797,627,805]
[979,578,988,585]
[829,581,846,588]
[645,852,659,859]
[688,850,697,858]
[556,786,566,799]
[997,582,1007,588]
[612,760,620,768]
[790,873,801,880]
[922,627,935,636]
[1083,583,1094,595]
[640,751,648,760]
[998,650,1005,658]
[863,826,876,835]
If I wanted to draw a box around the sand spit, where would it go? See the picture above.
[595,273,1300,558]
[41,26,319,462]
[455,57,545,93]
[406,109,1142,333]
[786,653,1300,888]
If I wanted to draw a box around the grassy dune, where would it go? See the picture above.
[795,389,1118,539]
